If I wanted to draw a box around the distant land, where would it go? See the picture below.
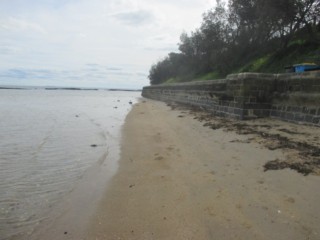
[0,85,141,92]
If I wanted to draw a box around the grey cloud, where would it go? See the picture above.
[136,72,147,77]
[0,68,71,81]
[0,69,28,79]
[106,67,122,71]
[28,69,53,77]
[112,10,155,26]
[0,64,148,87]
[85,63,100,67]
[144,47,178,52]
[0,67,132,81]
[0,46,18,55]
[155,0,202,8]
[84,63,101,72]
[82,65,127,78]
[154,36,165,41]
[84,64,123,72]
[108,71,132,76]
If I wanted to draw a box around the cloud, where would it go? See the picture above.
[0,45,18,55]
[1,69,27,79]
[106,67,122,71]
[144,47,178,52]
[85,63,100,67]
[0,0,214,88]
[0,68,57,80]
[111,10,156,26]
[136,72,147,77]
[0,64,148,88]
[0,17,46,33]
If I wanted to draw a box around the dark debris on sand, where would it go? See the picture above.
[264,159,320,176]
[166,101,320,176]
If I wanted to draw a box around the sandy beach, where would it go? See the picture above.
[86,99,320,240]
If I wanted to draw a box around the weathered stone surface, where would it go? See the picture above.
[142,72,320,126]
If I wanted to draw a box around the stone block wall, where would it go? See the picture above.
[226,73,276,118]
[270,71,320,125]
[142,72,320,126]
[142,79,245,119]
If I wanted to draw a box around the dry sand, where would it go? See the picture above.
[86,99,320,240]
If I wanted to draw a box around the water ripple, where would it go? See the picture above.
[0,89,139,240]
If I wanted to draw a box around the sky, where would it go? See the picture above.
[0,0,214,89]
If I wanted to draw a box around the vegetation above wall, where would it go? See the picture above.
[148,0,320,85]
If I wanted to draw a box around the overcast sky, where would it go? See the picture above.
[0,0,214,89]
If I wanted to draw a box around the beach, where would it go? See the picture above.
[85,99,320,240]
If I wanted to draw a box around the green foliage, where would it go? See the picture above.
[287,39,307,48]
[163,78,178,84]
[236,55,271,73]
[195,72,222,81]
[233,39,320,74]
[264,41,320,72]
[148,0,320,85]
[163,77,185,84]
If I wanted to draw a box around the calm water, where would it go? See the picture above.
[0,89,140,240]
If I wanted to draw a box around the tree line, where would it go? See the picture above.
[149,0,320,85]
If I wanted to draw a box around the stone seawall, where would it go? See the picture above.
[142,72,320,126]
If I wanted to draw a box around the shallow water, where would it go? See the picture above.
[0,89,140,240]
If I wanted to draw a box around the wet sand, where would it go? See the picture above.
[86,99,320,240]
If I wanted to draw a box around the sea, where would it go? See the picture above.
[0,89,141,240]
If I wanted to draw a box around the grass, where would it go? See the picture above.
[195,71,222,81]
[234,40,320,74]
[163,77,179,84]
[160,32,320,84]
[163,72,222,84]
[235,55,271,73]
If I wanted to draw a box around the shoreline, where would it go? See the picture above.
[29,150,118,240]
[85,99,320,239]
[18,92,140,240]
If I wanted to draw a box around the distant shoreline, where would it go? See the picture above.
[0,86,142,91]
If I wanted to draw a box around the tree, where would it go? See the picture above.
[148,0,320,85]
